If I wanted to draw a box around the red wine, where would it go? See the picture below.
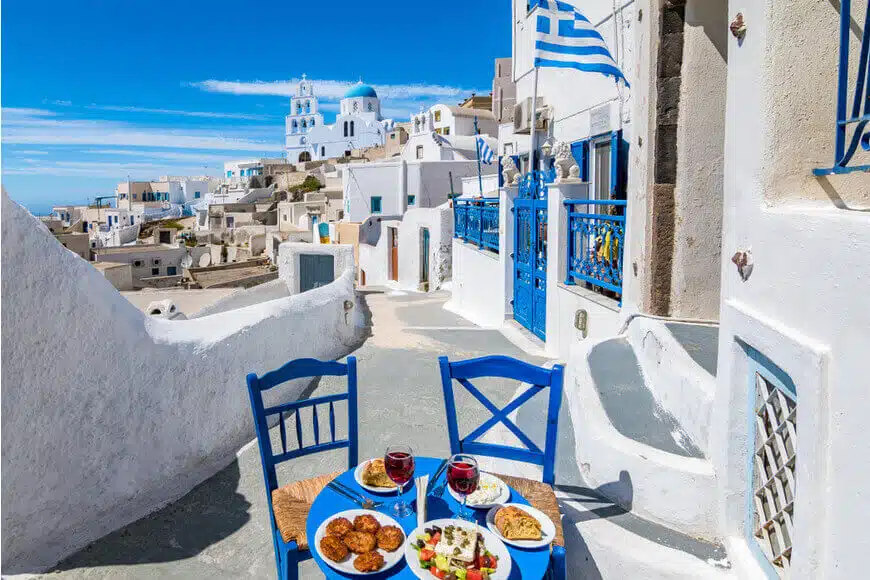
[385,451,415,486]
[447,461,479,496]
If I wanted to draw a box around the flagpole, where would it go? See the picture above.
[474,115,484,197]
[529,65,539,188]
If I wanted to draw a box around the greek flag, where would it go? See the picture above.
[476,135,494,165]
[533,0,629,86]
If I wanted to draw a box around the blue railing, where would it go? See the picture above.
[813,0,870,175]
[564,199,627,295]
[454,198,500,252]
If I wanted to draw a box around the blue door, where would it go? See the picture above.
[513,172,550,340]
[300,253,335,292]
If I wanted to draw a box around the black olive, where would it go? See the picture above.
[424,528,432,535]
[433,525,442,533]
[417,539,426,548]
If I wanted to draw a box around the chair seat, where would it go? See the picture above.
[494,473,565,548]
[271,472,340,551]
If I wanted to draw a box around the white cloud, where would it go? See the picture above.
[1,108,282,152]
[85,104,277,121]
[189,78,488,101]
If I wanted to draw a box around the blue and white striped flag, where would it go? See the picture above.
[532,0,629,86]
[476,135,494,165]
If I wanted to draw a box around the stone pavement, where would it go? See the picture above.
[38,288,574,580]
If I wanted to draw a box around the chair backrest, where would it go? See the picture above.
[246,357,358,493]
[438,355,564,485]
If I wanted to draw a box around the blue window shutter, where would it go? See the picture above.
[570,140,589,182]
[611,129,628,200]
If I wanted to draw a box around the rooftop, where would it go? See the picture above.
[93,244,179,255]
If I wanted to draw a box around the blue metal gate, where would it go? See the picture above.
[513,171,551,340]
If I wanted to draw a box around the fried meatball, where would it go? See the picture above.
[342,530,377,554]
[326,517,354,537]
[353,550,386,572]
[353,514,381,535]
[375,525,404,552]
[319,534,348,562]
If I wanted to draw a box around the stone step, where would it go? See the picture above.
[625,318,719,453]
[566,336,720,542]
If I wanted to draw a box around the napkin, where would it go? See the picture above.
[415,475,428,529]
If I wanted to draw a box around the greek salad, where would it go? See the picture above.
[411,524,499,580]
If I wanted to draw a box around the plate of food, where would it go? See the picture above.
[485,503,555,549]
[314,509,406,575]
[447,472,510,509]
[354,458,400,494]
[404,518,511,580]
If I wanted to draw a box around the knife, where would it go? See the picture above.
[426,459,449,495]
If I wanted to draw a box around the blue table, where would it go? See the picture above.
[307,456,550,579]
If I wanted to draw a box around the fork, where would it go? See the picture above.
[327,480,383,510]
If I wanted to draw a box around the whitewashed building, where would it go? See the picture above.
[284,77,396,163]
[448,0,870,579]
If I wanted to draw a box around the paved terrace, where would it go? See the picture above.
[36,289,722,579]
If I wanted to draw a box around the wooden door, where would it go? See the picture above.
[390,228,399,281]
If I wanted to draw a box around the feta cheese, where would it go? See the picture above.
[434,525,478,563]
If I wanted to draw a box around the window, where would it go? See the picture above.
[592,138,612,201]
[167,266,177,276]
[350,121,355,137]
[371,196,382,213]
[343,121,348,137]
[435,128,442,135]
[443,127,450,136]
[407,195,416,205]
[133,194,139,200]
[226,216,235,229]
[130,215,134,225]
[194,191,201,199]
[367,102,373,111]
[434,110,442,122]
[321,146,326,157]
[152,258,162,266]
[283,213,288,221]
[416,145,424,159]
[504,143,515,156]
[746,345,797,578]
[391,133,396,140]
[226,170,232,177]
[133,260,144,268]
[151,267,160,276]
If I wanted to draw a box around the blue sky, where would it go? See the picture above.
[1,0,510,214]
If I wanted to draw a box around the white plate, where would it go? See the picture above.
[403,518,512,580]
[447,472,511,509]
[313,509,405,575]
[353,458,401,494]
[485,503,556,549]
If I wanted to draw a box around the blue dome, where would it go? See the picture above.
[344,82,378,99]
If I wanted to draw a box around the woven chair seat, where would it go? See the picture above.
[271,472,340,550]
[494,473,565,548]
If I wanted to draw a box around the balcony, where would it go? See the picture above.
[564,199,626,296]
[453,198,499,252]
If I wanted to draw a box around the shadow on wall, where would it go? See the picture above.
[686,0,728,62]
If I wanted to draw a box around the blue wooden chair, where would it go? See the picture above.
[246,357,358,580]
[438,355,567,580]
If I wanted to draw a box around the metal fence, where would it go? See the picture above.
[454,198,500,252]
[564,199,627,295]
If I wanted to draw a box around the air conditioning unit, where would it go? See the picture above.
[512,97,547,134]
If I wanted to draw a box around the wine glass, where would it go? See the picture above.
[384,445,415,518]
[447,454,479,521]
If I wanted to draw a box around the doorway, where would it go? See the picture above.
[420,228,430,290]
[299,253,335,292]
[389,227,399,282]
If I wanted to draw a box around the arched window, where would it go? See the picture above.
[310,118,315,127]
[350,121,355,137]
[305,100,311,113]
[414,118,420,132]
[292,120,298,134]
[301,119,307,132]
[296,102,302,114]
[321,146,326,157]
[299,151,312,162]
[343,121,348,137]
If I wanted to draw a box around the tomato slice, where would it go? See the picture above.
[466,570,482,580]
[430,568,446,579]
[430,531,442,545]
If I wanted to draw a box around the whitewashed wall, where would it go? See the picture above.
[396,206,453,292]
[0,192,364,573]
[446,240,506,327]
[711,1,870,578]
[277,242,355,294]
